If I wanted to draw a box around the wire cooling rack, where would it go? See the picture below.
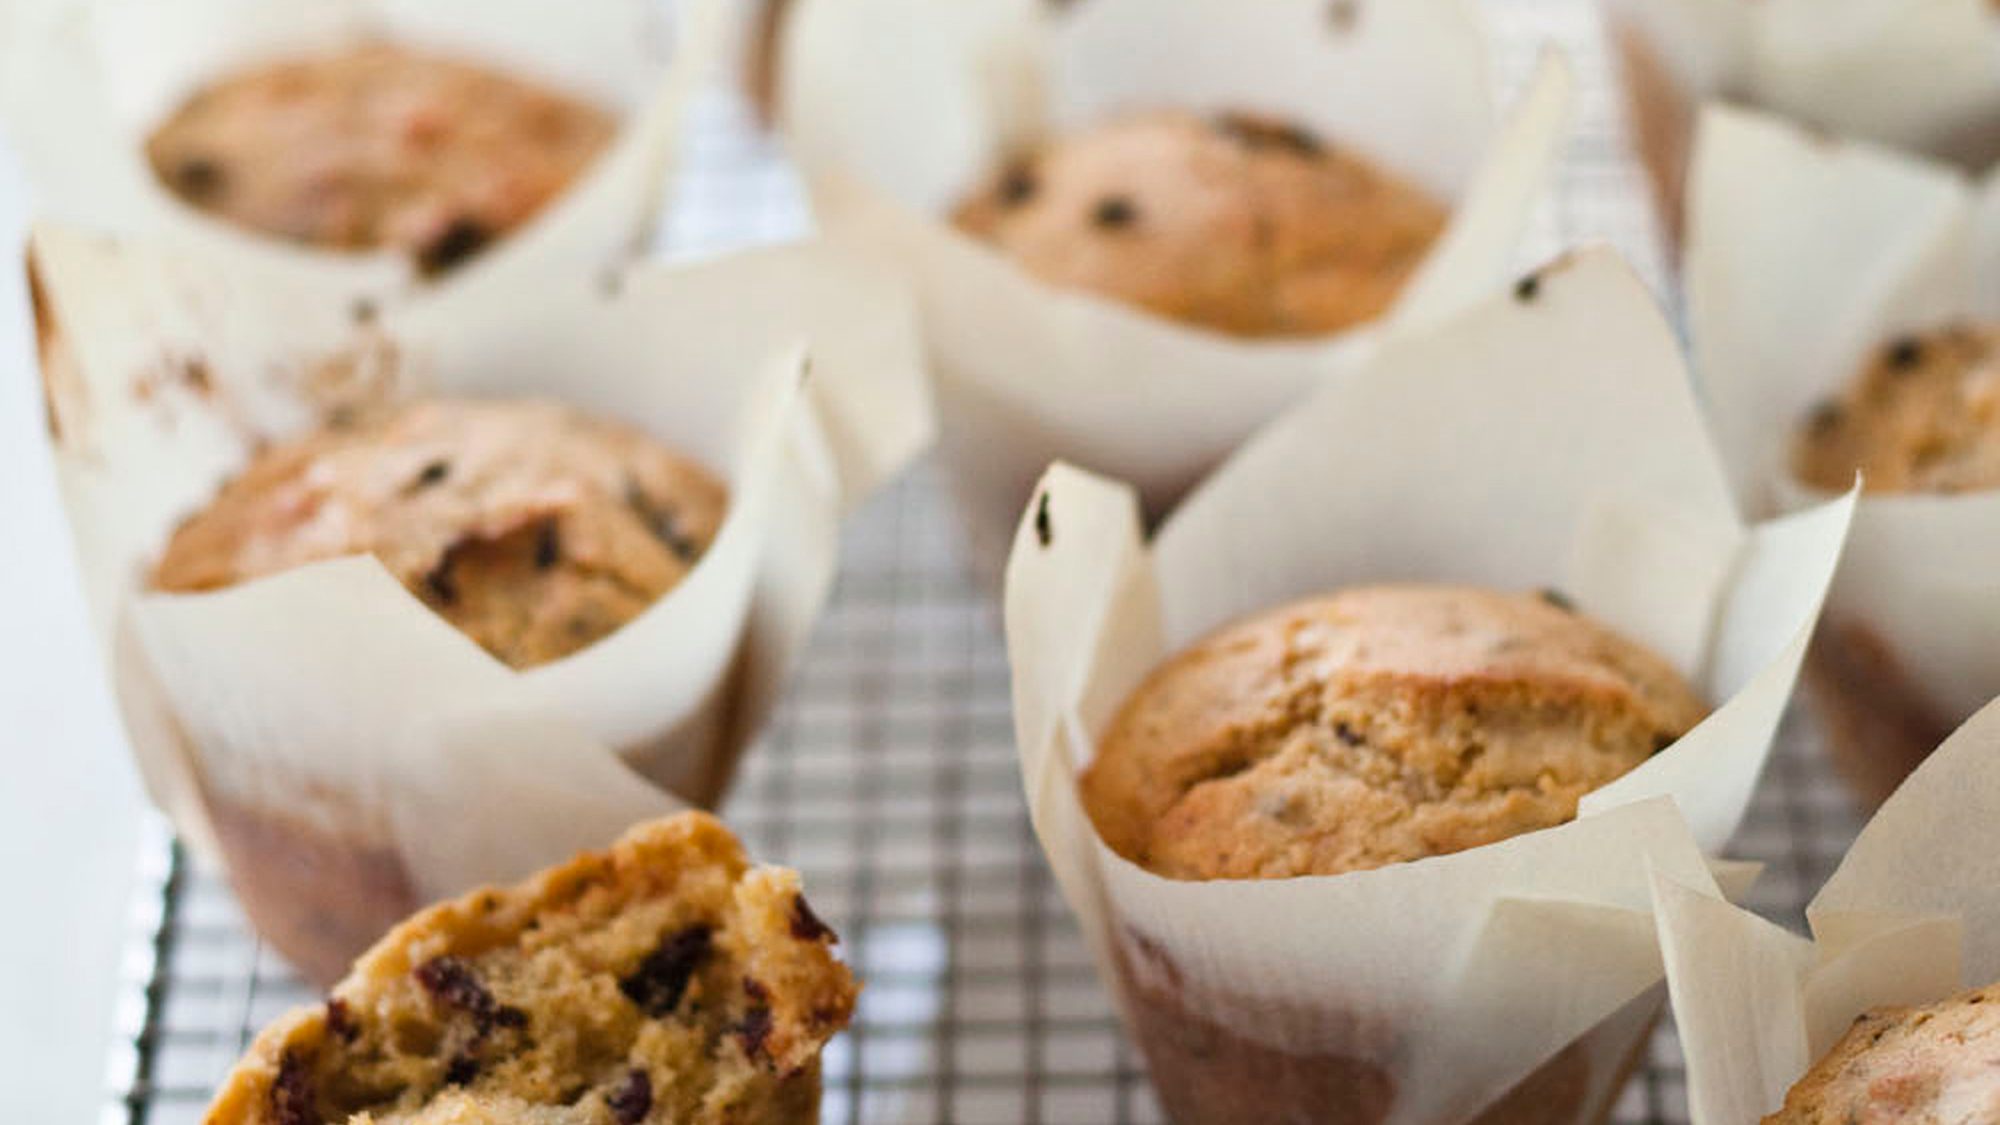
[102,2,1868,1122]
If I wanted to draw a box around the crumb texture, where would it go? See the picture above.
[152,397,726,669]
[953,110,1446,338]
[1766,982,2000,1124]
[202,813,856,1125]
[1081,585,1707,880]
[146,43,615,270]
[1793,323,2000,494]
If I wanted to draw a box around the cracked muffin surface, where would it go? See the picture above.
[202,812,857,1125]
[1765,982,2000,1124]
[151,397,726,669]
[1792,323,2000,495]
[1080,585,1707,880]
[146,43,615,273]
[952,109,1447,339]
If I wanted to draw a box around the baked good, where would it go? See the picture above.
[1081,584,1706,1125]
[1082,584,1707,881]
[1793,324,2000,494]
[152,397,726,669]
[1765,981,2000,1123]
[201,812,857,1124]
[146,43,615,273]
[952,110,1447,338]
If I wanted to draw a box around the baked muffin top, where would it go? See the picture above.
[146,43,616,273]
[1765,981,2000,1124]
[1080,585,1707,881]
[1792,323,2000,494]
[201,812,857,1125]
[152,397,726,670]
[952,110,1447,338]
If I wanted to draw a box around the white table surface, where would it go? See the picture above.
[0,132,149,1118]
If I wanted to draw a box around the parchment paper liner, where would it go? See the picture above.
[1004,246,1855,1124]
[777,0,1574,579]
[0,0,713,307]
[29,221,933,983]
[1654,695,2000,1123]
[1601,0,2000,245]
[1684,103,2000,806]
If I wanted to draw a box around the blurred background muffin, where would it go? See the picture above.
[952,111,1447,338]
[146,43,616,274]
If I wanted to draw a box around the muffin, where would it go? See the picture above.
[146,43,616,274]
[152,397,727,670]
[1081,583,1708,1123]
[1764,981,2000,1123]
[1789,324,2000,805]
[201,812,858,1125]
[952,110,1448,338]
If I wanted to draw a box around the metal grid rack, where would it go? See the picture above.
[102,2,1870,1122]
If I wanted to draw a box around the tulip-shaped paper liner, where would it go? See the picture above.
[1601,0,2000,244]
[0,0,717,307]
[777,0,1574,577]
[1004,246,1856,1124]
[29,221,932,983]
[1655,696,2000,1123]
[1685,103,2000,805]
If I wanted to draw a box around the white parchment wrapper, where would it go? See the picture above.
[777,0,1574,577]
[0,0,708,307]
[1602,0,2000,238]
[1655,696,2000,1123]
[29,220,932,983]
[1685,103,2000,803]
[1004,246,1855,1124]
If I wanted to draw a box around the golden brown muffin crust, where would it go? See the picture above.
[202,813,856,1125]
[147,43,615,272]
[151,398,727,670]
[953,110,1447,339]
[1766,982,2000,1124]
[1793,323,2000,494]
[1081,585,1707,881]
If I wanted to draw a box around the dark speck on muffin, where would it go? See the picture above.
[534,520,561,570]
[1807,399,1846,435]
[999,162,1038,206]
[620,926,714,1017]
[1886,336,1925,371]
[1092,196,1138,230]
[417,217,493,277]
[173,156,227,201]
[607,1069,652,1124]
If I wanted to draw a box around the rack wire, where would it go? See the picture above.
[102,2,1868,1122]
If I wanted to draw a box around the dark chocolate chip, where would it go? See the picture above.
[736,980,775,1061]
[409,459,451,492]
[173,157,227,200]
[999,162,1038,206]
[1537,588,1576,613]
[1514,274,1541,302]
[1092,196,1137,229]
[607,1069,653,1124]
[790,894,834,943]
[416,218,493,278]
[1652,730,1678,755]
[324,997,358,1042]
[269,1049,320,1125]
[442,1053,481,1087]
[620,926,713,1017]
[414,956,524,1035]
[533,520,561,571]
[1886,336,1925,371]
[1034,490,1053,548]
[625,479,701,562]
[1333,722,1364,747]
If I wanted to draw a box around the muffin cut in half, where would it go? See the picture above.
[954,110,1447,339]
[152,397,727,671]
[202,812,857,1124]
[146,43,616,274]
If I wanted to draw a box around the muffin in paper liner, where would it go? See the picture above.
[1003,246,1855,1124]
[1653,696,2000,1123]
[776,0,1574,579]
[1601,0,2000,246]
[1683,103,2000,808]
[0,0,711,306]
[27,221,932,985]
